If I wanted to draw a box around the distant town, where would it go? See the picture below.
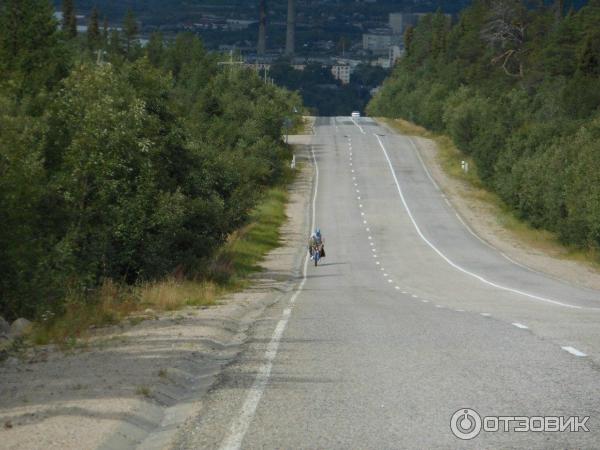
[56,0,464,114]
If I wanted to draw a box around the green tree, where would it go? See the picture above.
[577,28,600,76]
[0,24,302,321]
[108,29,122,56]
[0,95,48,319]
[146,32,164,67]
[87,7,100,51]
[102,16,109,47]
[0,0,67,97]
[62,0,77,39]
[123,9,138,56]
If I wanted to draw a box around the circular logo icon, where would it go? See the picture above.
[450,408,482,440]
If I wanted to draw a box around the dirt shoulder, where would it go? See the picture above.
[0,137,314,450]
[382,119,600,291]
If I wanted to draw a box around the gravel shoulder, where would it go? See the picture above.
[0,136,313,450]
[401,131,600,291]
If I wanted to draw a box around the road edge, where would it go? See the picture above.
[375,118,600,292]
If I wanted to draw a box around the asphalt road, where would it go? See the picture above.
[170,117,600,449]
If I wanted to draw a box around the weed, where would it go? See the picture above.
[135,385,151,398]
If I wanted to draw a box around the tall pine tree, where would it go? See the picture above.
[62,0,77,38]
[102,16,109,47]
[87,7,100,51]
[123,9,138,56]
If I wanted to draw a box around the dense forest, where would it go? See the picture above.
[0,0,301,320]
[369,0,600,254]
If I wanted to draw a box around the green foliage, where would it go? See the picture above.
[0,0,68,97]
[123,9,139,57]
[62,0,77,39]
[87,7,101,51]
[369,0,600,253]
[0,8,302,320]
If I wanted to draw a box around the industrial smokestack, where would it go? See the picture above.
[285,0,295,56]
[258,0,267,56]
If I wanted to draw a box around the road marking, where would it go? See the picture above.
[371,248,376,252]
[383,273,388,276]
[388,279,393,283]
[368,236,372,239]
[480,313,491,317]
[455,309,465,312]
[376,261,380,265]
[366,227,370,231]
[561,346,587,357]
[402,291,408,294]
[373,254,377,258]
[411,294,418,298]
[374,134,582,310]
[351,169,355,173]
[359,204,363,208]
[395,286,400,290]
[512,322,529,329]
[363,220,367,224]
[351,117,366,134]
[403,136,592,304]
[421,300,429,303]
[219,144,320,450]
[435,305,443,308]
[370,242,374,246]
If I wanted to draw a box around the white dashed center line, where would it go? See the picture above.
[561,346,587,357]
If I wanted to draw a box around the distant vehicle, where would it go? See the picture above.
[351,111,361,118]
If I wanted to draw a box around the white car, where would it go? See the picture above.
[351,111,361,118]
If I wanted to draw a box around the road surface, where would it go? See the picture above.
[171,117,600,449]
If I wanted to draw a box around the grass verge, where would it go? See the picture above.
[380,117,600,269]
[30,184,292,346]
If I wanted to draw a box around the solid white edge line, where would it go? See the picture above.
[561,346,587,357]
[405,137,566,281]
[219,143,319,450]
[374,134,581,310]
